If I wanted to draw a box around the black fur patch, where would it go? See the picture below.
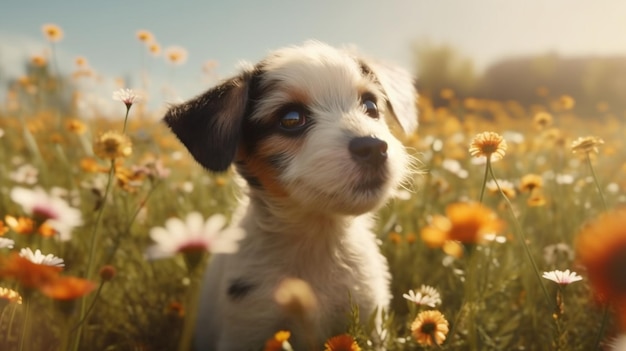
[227,279,255,300]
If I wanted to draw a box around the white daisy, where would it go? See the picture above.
[19,248,65,267]
[145,212,244,260]
[610,334,626,351]
[403,285,442,307]
[9,163,39,185]
[0,238,15,249]
[10,186,83,241]
[112,88,141,107]
[542,269,583,285]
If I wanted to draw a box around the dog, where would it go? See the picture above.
[163,41,418,350]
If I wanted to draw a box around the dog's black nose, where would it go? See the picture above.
[349,137,388,166]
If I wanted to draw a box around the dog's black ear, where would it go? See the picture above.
[163,74,252,172]
[364,60,418,134]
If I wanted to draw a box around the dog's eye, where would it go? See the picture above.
[280,110,307,130]
[361,98,379,119]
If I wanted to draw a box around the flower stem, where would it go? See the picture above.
[73,160,115,351]
[122,106,130,134]
[585,152,608,212]
[478,156,491,203]
[487,164,553,308]
[584,152,610,349]
[18,297,30,351]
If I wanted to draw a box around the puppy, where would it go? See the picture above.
[164,41,418,350]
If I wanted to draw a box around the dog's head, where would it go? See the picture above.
[164,41,417,215]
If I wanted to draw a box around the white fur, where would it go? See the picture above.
[187,42,418,350]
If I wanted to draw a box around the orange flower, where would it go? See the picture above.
[40,276,96,300]
[324,334,361,351]
[4,215,35,234]
[0,220,8,236]
[42,24,64,42]
[421,202,504,247]
[469,132,507,161]
[0,254,62,289]
[80,157,107,173]
[148,43,161,56]
[263,330,291,351]
[410,310,449,346]
[576,209,626,328]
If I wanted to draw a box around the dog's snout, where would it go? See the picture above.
[349,137,388,166]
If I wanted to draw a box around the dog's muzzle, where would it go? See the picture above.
[349,137,388,167]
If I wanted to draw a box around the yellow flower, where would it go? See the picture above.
[93,131,132,160]
[75,56,88,68]
[66,119,87,134]
[558,95,575,110]
[519,174,543,193]
[571,136,604,155]
[527,191,546,207]
[576,209,626,329]
[42,23,64,42]
[31,55,47,67]
[136,29,154,43]
[410,310,449,346]
[148,43,161,56]
[0,287,22,304]
[324,334,361,351]
[164,46,188,65]
[469,131,507,161]
[440,88,455,100]
[420,202,504,247]
[533,112,553,130]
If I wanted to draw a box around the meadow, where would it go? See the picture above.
[0,25,625,351]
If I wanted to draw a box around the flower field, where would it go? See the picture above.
[1,25,626,351]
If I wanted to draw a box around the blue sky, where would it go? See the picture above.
[2,0,626,112]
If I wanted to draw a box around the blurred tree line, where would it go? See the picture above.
[414,41,626,114]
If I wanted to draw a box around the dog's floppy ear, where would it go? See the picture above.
[364,61,418,134]
[163,73,252,172]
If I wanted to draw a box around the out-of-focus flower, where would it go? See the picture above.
[146,212,244,262]
[39,276,95,300]
[31,55,47,67]
[0,253,62,289]
[93,131,133,160]
[75,56,87,67]
[571,136,604,155]
[519,174,543,193]
[558,95,575,110]
[469,132,507,162]
[0,287,22,304]
[527,191,547,207]
[421,202,504,247]
[542,269,583,286]
[164,46,188,65]
[149,43,161,56]
[410,310,449,346]
[576,209,626,328]
[19,248,64,267]
[80,157,107,173]
[10,187,83,241]
[610,334,626,351]
[264,330,293,351]
[440,88,455,100]
[543,243,575,266]
[0,220,8,236]
[533,112,553,130]
[42,23,63,42]
[9,163,39,185]
[113,88,141,108]
[274,278,318,322]
[66,119,87,134]
[486,179,516,199]
[0,238,15,249]
[403,285,442,307]
[4,215,35,234]
[324,334,361,351]
[136,29,154,43]
[99,265,116,281]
